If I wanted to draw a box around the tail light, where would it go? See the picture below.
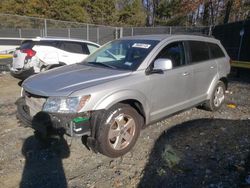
[21,49,36,58]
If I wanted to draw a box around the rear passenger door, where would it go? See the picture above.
[187,41,217,101]
[58,41,90,64]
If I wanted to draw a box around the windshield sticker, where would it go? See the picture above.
[125,62,132,66]
[132,43,151,49]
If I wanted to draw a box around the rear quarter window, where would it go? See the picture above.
[87,44,99,54]
[188,41,210,63]
[208,42,225,59]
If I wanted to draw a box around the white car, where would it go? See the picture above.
[10,37,100,79]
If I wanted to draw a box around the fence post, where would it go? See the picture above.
[169,27,172,35]
[68,28,71,38]
[19,29,22,38]
[87,24,89,40]
[44,19,47,37]
[120,27,123,38]
[209,25,212,36]
[115,27,118,39]
[97,27,99,44]
[131,27,133,36]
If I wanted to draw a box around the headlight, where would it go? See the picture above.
[43,95,91,113]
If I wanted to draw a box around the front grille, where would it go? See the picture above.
[24,91,47,117]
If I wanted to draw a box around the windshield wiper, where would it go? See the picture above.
[87,62,117,69]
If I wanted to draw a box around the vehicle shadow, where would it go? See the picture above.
[20,113,70,188]
[139,118,250,188]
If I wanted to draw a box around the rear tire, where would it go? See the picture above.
[95,103,143,158]
[204,81,226,111]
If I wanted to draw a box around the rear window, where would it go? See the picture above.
[20,41,35,50]
[20,40,59,49]
[188,41,210,63]
[208,42,225,59]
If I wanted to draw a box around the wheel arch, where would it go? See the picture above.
[219,77,228,90]
[118,99,146,127]
[207,75,228,99]
[93,90,149,125]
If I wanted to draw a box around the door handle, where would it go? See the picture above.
[210,66,215,69]
[182,72,190,76]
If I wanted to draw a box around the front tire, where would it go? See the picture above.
[204,81,226,111]
[96,103,143,158]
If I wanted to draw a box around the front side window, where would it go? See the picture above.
[82,39,159,70]
[189,41,210,63]
[156,42,185,68]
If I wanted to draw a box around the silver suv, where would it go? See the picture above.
[17,35,230,157]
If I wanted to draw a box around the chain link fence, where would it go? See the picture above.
[0,14,212,72]
[0,14,211,45]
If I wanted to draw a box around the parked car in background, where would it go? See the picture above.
[17,34,230,158]
[10,37,100,79]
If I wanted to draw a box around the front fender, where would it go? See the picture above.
[93,89,150,123]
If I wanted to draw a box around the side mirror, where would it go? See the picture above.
[154,58,173,71]
[146,58,173,75]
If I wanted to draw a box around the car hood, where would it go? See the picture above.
[22,64,131,97]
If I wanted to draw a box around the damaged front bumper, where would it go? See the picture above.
[16,97,91,137]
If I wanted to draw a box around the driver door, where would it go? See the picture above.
[148,41,193,122]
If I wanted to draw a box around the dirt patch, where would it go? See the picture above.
[0,72,249,187]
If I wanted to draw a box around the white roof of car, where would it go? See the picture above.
[23,37,100,46]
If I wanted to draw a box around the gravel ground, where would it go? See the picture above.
[0,58,11,72]
[0,70,249,188]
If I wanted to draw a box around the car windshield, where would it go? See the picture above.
[81,39,159,71]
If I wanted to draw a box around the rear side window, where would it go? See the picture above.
[208,43,225,58]
[60,42,89,54]
[189,41,210,63]
[38,41,58,47]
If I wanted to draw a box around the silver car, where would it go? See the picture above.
[17,35,230,157]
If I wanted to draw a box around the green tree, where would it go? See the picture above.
[0,0,91,22]
[87,0,118,25]
[118,0,146,26]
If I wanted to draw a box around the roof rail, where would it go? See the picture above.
[174,32,214,38]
